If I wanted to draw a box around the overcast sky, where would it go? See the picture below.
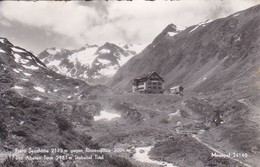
[0,0,259,53]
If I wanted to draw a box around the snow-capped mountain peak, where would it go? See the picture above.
[38,42,146,84]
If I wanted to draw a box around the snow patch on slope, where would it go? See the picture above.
[12,47,25,53]
[33,97,42,101]
[23,72,32,76]
[233,13,240,17]
[94,110,121,121]
[13,69,20,73]
[34,86,45,93]
[13,54,30,64]
[98,65,119,77]
[68,46,98,67]
[22,65,39,70]
[167,32,178,37]
[189,20,212,33]
[13,85,23,90]
[99,49,111,54]
[97,58,111,65]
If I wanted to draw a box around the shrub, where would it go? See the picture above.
[1,156,25,167]
[55,115,72,132]
[160,118,169,124]
[52,160,61,167]
[107,156,133,167]
[0,119,8,140]
[12,130,27,137]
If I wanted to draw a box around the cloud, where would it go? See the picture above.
[0,0,259,53]
[104,0,259,43]
[0,2,101,45]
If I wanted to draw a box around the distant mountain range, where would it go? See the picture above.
[38,42,145,84]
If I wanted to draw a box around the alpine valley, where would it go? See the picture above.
[0,4,259,167]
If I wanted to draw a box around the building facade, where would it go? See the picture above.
[132,71,164,94]
[170,85,184,95]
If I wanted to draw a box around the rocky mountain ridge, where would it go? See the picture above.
[38,42,145,84]
[110,5,260,96]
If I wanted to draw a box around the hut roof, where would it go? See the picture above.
[132,71,164,86]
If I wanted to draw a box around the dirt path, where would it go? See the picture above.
[165,97,254,167]
[191,134,253,167]
[167,123,253,167]
[238,99,260,131]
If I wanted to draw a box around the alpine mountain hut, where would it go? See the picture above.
[132,71,164,94]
